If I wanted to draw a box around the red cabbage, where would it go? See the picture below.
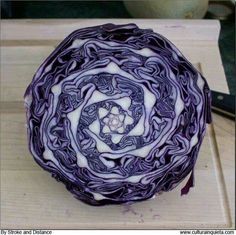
[24,23,211,205]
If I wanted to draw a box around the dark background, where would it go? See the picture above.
[1,1,235,94]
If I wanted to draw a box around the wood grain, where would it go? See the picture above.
[213,114,235,228]
[1,19,220,41]
[0,19,234,229]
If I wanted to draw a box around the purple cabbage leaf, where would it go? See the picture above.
[24,23,211,206]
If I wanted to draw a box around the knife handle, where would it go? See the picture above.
[211,90,235,120]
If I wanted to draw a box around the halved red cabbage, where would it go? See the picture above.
[24,23,211,206]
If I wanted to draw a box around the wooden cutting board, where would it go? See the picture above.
[0,19,234,229]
